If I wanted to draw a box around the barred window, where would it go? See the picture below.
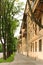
[35,42,37,52]
[31,43,32,52]
[39,39,42,52]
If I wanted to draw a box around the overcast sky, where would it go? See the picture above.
[14,0,26,38]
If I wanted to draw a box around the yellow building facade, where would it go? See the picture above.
[18,0,43,60]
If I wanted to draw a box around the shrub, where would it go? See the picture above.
[0,44,3,52]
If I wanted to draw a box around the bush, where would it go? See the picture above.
[0,44,3,52]
[0,53,15,63]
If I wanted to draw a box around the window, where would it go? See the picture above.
[33,43,34,52]
[39,19,41,31]
[31,43,32,52]
[33,23,34,29]
[35,24,37,35]
[31,43,34,52]
[35,42,37,52]
[39,39,42,52]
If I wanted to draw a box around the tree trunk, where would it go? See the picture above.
[2,43,6,59]
[7,51,11,58]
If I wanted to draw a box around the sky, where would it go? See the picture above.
[14,0,27,38]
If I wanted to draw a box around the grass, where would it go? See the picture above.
[0,53,15,63]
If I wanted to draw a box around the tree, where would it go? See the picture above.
[0,0,23,59]
[13,37,18,52]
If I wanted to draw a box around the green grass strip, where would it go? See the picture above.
[0,53,15,63]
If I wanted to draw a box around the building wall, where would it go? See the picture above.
[18,0,43,60]
[27,13,43,60]
[22,37,27,56]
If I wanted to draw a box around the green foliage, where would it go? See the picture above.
[0,53,15,63]
[13,37,18,52]
[0,44,3,52]
[5,53,15,62]
[0,0,24,59]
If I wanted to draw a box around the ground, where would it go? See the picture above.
[0,53,3,58]
[0,53,43,65]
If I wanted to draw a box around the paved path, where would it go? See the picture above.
[0,53,43,65]
[0,53,3,58]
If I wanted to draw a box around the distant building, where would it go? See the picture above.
[18,0,43,60]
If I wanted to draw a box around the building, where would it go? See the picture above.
[18,0,43,60]
[18,14,27,55]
